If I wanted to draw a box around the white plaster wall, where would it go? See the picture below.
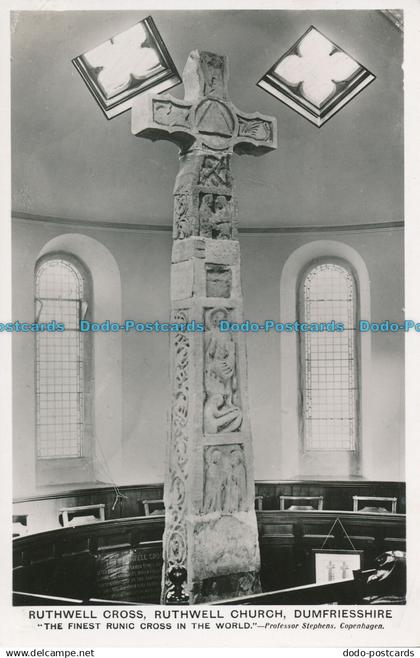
[241,229,404,482]
[12,219,404,496]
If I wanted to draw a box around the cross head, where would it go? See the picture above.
[132,50,277,156]
[132,51,277,241]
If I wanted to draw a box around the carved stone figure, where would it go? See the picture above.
[204,393,242,434]
[153,100,190,128]
[202,445,246,514]
[198,194,214,238]
[204,308,242,434]
[202,53,225,98]
[213,196,232,239]
[225,448,247,513]
[238,116,272,142]
[199,155,231,188]
[205,309,236,402]
[202,448,224,513]
[198,194,232,239]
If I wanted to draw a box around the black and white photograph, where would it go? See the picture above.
[1,1,419,652]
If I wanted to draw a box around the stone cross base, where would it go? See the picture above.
[163,236,261,603]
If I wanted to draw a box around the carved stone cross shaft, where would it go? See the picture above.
[132,50,277,603]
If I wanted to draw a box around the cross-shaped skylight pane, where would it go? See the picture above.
[258,26,375,127]
[72,16,180,119]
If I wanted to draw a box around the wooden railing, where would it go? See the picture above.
[13,480,406,536]
[13,510,405,605]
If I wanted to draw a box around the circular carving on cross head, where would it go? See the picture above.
[194,99,236,150]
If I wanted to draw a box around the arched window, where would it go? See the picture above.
[35,256,92,470]
[280,241,371,478]
[299,261,358,453]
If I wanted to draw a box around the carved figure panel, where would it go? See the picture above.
[206,264,232,298]
[193,515,258,580]
[204,308,242,433]
[200,52,226,99]
[198,155,232,189]
[203,444,247,514]
[153,99,191,128]
[237,116,273,142]
[199,193,233,239]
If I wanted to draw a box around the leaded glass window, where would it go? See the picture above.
[35,257,87,459]
[300,262,358,451]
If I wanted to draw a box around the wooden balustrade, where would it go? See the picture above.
[13,509,405,605]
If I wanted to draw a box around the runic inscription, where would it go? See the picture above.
[132,50,277,604]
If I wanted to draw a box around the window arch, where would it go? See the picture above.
[298,260,358,453]
[30,234,123,490]
[279,240,371,479]
[35,254,93,479]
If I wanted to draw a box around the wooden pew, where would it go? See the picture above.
[13,480,406,535]
[13,516,164,604]
[13,510,406,604]
[257,510,405,588]
[215,551,406,605]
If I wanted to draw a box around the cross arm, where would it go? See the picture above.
[132,94,195,151]
[232,109,277,156]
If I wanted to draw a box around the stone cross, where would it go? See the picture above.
[132,50,277,604]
